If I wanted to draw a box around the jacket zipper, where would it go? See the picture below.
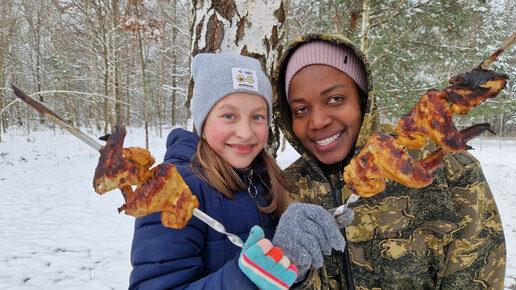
[247,169,258,199]
[247,169,265,229]
[329,174,355,290]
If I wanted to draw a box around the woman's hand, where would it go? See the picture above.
[272,203,346,281]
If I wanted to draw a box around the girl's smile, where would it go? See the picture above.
[227,143,255,154]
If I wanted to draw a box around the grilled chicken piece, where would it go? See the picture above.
[344,68,508,197]
[396,69,507,152]
[445,68,508,114]
[343,133,446,197]
[117,162,199,229]
[93,127,154,193]
[93,125,198,229]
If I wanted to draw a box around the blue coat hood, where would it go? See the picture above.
[129,128,276,289]
[163,127,199,165]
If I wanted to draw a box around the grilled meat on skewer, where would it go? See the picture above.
[344,68,508,197]
[396,69,507,152]
[343,133,446,197]
[93,125,198,229]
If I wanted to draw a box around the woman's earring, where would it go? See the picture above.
[201,134,206,140]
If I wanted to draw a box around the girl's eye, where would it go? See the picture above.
[223,114,235,120]
[328,95,344,104]
[252,115,265,121]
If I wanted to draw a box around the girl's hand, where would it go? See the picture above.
[238,226,298,290]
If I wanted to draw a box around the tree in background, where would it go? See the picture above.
[121,0,165,148]
[0,0,514,141]
[455,0,515,137]
[0,0,192,142]
[0,1,20,142]
[190,0,286,156]
[285,0,515,134]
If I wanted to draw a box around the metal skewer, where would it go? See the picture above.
[11,84,245,248]
[11,84,102,151]
[193,209,244,248]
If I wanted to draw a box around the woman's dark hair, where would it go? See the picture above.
[358,87,367,117]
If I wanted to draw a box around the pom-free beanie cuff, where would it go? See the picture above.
[284,40,367,98]
[191,53,273,136]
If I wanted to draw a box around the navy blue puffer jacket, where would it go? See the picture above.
[129,128,277,289]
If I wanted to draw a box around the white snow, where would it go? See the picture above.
[0,127,514,289]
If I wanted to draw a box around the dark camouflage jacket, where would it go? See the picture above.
[272,34,506,289]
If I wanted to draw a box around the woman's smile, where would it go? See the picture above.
[313,130,343,150]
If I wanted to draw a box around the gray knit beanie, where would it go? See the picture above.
[191,53,273,136]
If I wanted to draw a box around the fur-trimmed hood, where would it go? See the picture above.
[273,34,381,170]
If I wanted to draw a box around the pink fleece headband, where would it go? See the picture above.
[285,40,367,98]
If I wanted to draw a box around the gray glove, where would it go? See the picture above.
[272,203,346,281]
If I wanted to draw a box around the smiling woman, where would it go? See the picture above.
[289,64,364,165]
[272,34,506,289]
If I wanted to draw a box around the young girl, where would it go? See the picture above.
[129,53,297,289]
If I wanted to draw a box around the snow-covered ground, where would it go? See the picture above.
[0,126,515,289]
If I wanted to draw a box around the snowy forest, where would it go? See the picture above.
[0,1,516,289]
[0,0,515,151]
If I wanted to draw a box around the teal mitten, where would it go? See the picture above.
[238,225,298,290]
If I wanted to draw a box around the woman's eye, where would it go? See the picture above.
[294,106,307,115]
[223,114,235,120]
[328,95,344,104]
[252,115,265,121]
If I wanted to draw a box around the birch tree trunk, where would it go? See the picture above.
[89,53,101,131]
[190,0,286,156]
[133,2,150,149]
[0,3,19,142]
[91,1,113,134]
[23,0,46,125]
[112,0,123,127]
[171,0,179,127]
[360,0,370,54]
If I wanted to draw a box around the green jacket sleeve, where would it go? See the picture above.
[439,151,506,289]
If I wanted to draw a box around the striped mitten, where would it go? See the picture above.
[239,225,298,290]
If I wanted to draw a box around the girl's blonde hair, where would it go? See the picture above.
[191,139,287,220]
